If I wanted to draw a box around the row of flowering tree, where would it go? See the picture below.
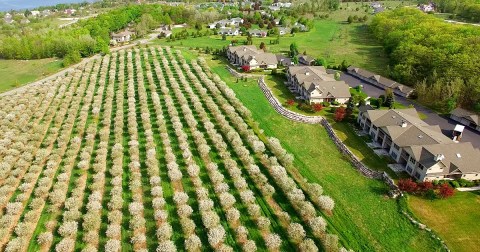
[194,54,348,252]
[36,56,110,252]
[1,60,97,251]
[0,45,354,251]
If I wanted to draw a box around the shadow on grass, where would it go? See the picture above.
[369,184,390,196]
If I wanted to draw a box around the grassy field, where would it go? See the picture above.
[156,18,389,75]
[201,52,445,251]
[0,58,64,93]
[408,192,480,252]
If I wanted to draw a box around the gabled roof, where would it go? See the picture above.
[298,54,315,63]
[249,29,267,34]
[309,81,351,98]
[451,108,479,125]
[347,66,414,96]
[112,30,134,37]
[228,45,261,58]
[288,66,350,99]
[247,53,277,66]
[219,28,239,33]
[364,108,426,127]
[383,124,451,147]
[405,142,480,174]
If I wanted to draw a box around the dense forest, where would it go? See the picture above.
[0,4,193,61]
[370,8,480,112]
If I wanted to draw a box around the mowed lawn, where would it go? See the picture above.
[156,19,389,75]
[0,58,64,93]
[408,192,480,252]
[201,54,444,251]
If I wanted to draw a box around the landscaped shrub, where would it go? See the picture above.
[398,179,418,193]
[397,179,456,199]
[312,103,323,112]
[438,183,455,198]
[449,180,460,188]
[334,107,347,122]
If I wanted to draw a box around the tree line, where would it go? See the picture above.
[0,4,193,62]
[370,8,480,112]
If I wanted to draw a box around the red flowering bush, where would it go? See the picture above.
[312,103,323,112]
[285,99,295,107]
[397,179,455,199]
[334,107,346,122]
[438,183,455,198]
[241,65,250,72]
[398,179,418,193]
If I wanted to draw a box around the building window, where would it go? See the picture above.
[406,166,413,173]
[393,144,400,150]
[418,163,425,170]
[409,156,416,164]
[391,152,398,160]
[414,172,421,179]
[373,125,378,131]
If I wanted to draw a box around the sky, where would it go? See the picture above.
[0,0,96,11]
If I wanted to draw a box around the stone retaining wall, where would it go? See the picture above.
[257,77,323,124]
[257,77,400,193]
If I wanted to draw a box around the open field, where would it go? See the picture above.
[0,46,348,251]
[408,192,480,252]
[0,58,63,93]
[201,53,445,251]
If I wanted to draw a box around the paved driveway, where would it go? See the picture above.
[341,73,480,149]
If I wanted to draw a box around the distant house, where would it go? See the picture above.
[274,18,280,25]
[219,28,239,36]
[30,10,40,17]
[293,22,308,32]
[419,3,435,12]
[160,30,172,38]
[227,45,277,69]
[373,7,385,14]
[208,18,243,29]
[358,108,480,181]
[111,30,135,43]
[278,27,290,35]
[269,6,281,11]
[450,108,480,132]
[287,66,351,104]
[271,2,292,8]
[230,17,243,26]
[298,54,315,66]
[3,13,14,24]
[276,54,294,67]
[371,2,382,8]
[243,53,278,69]
[20,19,30,24]
[64,9,76,15]
[42,10,51,17]
[347,66,414,98]
[249,29,267,37]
